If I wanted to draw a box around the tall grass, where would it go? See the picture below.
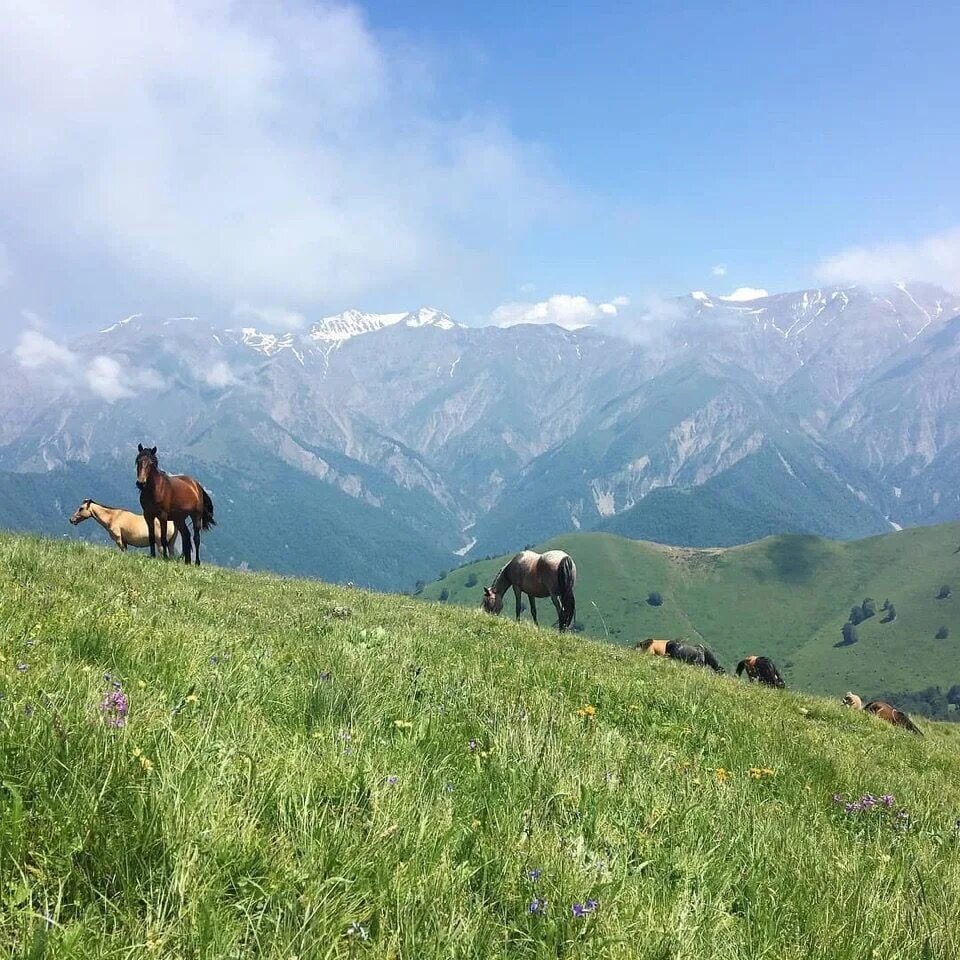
[1,533,960,958]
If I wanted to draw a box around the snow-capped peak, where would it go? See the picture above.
[237,327,294,355]
[308,307,457,343]
[719,287,770,302]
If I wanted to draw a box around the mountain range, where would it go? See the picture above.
[1,282,958,589]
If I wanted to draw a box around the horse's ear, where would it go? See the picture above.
[150,446,157,455]
[138,443,143,452]
[483,587,492,597]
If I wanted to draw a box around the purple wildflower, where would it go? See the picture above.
[385,775,399,785]
[528,898,546,915]
[880,794,895,808]
[99,688,129,728]
[832,793,844,804]
[571,900,598,918]
[526,868,542,882]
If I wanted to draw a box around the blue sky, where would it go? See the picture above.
[1,1,958,334]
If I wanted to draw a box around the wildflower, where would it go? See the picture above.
[15,663,28,672]
[575,704,597,720]
[99,688,129,728]
[880,794,895,808]
[137,679,146,690]
[571,899,598,918]
[714,767,730,783]
[748,767,776,780]
[528,898,547,915]
[526,868,542,882]
[132,749,154,775]
[185,693,198,704]
[468,738,478,751]
[385,775,399,785]
[344,922,369,941]
[393,719,412,730]
[603,770,616,783]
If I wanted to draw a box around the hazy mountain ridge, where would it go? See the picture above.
[1,282,958,586]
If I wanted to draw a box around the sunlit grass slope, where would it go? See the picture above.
[423,524,960,699]
[2,532,960,959]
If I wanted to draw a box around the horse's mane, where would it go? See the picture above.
[490,560,512,594]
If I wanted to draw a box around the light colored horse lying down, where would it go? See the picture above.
[69,499,179,555]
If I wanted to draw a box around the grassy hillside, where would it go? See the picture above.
[2,533,960,958]
[422,524,960,711]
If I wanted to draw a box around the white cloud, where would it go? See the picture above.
[711,264,727,277]
[14,331,164,402]
[0,1,560,314]
[519,282,536,294]
[719,287,769,302]
[14,331,77,370]
[204,361,238,388]
[815,227,960,292]
[491,293,629,330]
[233,303,306,332]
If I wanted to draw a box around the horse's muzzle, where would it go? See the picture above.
[69,517,80,525]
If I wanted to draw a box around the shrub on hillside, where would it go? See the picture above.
[647,591,663,607]
[838,622,859,647]
[881,604,897,624]
[413,580,426,596]
[948,685,960,707]
[936,626,949,640]
[937,585,952,600]
[437,569,448,581]
[439,588,449,603]
[464,573,478,588]
[861,598,876,619]
[849,605,865,626]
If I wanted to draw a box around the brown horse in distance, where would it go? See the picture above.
[482,549,577,631]
[135,445,215,565]
[841,692,922,735]
[736,655,786,688]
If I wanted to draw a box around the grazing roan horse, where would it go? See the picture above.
[841,692,922,735]
[634,638,670,656]
[482,549,577,631]
[665,639,725,674]
[70,498,179,555]
[135,445,215,565]
[736,655,786,688]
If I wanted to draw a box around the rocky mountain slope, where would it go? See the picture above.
[1,283,958,587]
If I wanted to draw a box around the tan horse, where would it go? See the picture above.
[70,499,179,554]
[634,638,670,656]
[841,692,922,735]
[482,549,577,631]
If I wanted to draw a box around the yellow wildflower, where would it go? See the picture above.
[393,719,413,730]
[185,693,198,704]
[137,679,147,689]
[714,767,730,783]
[748,767,776,780]
[575,704,597,720]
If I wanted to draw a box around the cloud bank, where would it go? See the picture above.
[816,227,960,292]
[491,294,630,330]
[13,331,165,402]
[0,0,560,320]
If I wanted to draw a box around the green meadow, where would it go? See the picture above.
[2,532,960,958]
[422,525,960,704]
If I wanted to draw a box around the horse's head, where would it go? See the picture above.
[69,499,94,525]
[841,691,862,710]
[481,586,503,616]
[135,444,158,489]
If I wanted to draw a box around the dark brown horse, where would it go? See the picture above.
[665,639,725,674]
[482,549,577,631]
[841,692,922,735]
[135,444,215,565]
[736,655,786,688]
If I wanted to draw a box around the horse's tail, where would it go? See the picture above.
[557,555,575,630]
[200,486,216,530]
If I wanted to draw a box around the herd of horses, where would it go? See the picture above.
[70,445,214,565]
[66,447,922,735]
[480,548,924,735]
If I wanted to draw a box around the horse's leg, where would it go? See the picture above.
[146,511,157,558]
[177,518,192,565]
[192,512,202,566]
[513,585,522,621]
[158,514,170,559]
[529,595,538,626]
